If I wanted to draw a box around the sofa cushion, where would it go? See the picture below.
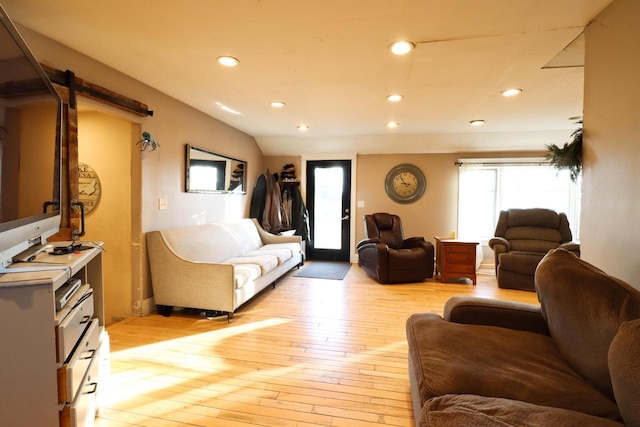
[608,319,640,426]
[422,394,623,427]
[261,242,300,256]
[247,249,291,265]
[225,255,278,275]
[498,251,544,275]
[406,313,620,419]
[248,243,299,265]
[234,264,262,289]
[505,227,562,244]
[535,249,640,399]
[507,208,560,228]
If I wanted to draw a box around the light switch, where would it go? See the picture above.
[357,200,365,208]
[158,198,168,210]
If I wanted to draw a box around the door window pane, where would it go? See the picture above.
[313,167,343,249]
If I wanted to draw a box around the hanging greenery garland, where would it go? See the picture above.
[545,123,582,182]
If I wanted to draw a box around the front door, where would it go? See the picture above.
[306,160,351,261]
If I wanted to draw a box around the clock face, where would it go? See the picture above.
[392,171,419,197]
[385,164,426,203]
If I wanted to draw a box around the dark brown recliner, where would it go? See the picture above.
[357,213,434,284]
[488,208,580,291]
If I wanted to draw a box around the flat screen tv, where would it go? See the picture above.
[0,5,62,267]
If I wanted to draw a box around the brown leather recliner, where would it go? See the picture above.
[357,213,434,284]
[488,208,580,291]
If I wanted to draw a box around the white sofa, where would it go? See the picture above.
[146,218,303,320]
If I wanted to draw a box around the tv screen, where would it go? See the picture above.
[0,5,62,267]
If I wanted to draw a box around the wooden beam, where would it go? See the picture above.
[42,65,153,117]
[44,66,151,241]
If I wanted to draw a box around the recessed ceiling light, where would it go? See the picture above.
[387,94,403,102]
[297,124,309,131]
[501,88,522,97]
[215,101,241,115]
[270,101,285,108]
[390,41,415,55]
[217,56,239,67]
[386,121,399,128]
[470,120,485,126]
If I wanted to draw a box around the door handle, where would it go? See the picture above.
[341,215,350,220]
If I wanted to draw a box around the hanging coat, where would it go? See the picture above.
[262,172,283,232]
[290,185,310,241]
[249,173,267,221]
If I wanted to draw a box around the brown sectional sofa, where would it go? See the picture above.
[406,248,640,426]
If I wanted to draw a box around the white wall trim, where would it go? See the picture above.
[300,153,358,263]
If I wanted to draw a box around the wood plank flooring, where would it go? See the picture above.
[96,262,539,427]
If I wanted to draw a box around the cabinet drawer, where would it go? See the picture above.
[59,340,102,427]
[59,379,97,427]
[58,318,101,404]
[57,290,94,363]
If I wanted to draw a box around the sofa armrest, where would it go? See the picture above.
[488,236,510,252]
[147,231,236,313]
[403,236,434,250]
[558,242,580,256]
[444,296,549,335]
[357,237,382,250]
[357,240,388,254]
[252,218,302,245]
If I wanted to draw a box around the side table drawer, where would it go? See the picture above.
[446,263,476,274]
[445,252,474,263]
[58,318,101,404]
[445,245,474,254]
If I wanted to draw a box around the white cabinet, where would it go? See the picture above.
[0,245,108,427]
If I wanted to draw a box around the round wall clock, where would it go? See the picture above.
[385,163,426,204]
[77,162,102,214]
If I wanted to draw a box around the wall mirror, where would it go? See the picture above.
[185,144,246,194]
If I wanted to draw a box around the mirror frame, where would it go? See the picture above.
[185,144,247,194]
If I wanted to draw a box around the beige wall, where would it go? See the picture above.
[16,0,640,318]
[354,154,460,247]
[266,151,546,262]
[582,0,640,289]
[19,26,265,319]
[263,156,301,182]
[78,111,132,323]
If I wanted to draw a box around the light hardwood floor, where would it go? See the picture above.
[96,262,539,427]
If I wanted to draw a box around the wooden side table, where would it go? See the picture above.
[435,237,479,285]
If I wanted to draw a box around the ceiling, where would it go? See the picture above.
[2,0,612,156]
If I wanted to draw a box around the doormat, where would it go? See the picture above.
[294,261,351,280]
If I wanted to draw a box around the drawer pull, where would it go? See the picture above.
[80,315,91,324]
[83,382,98,395]
[81,349,96,360]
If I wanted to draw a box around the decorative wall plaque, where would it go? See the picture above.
[77,162,102,214]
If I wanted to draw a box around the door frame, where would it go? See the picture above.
[301,153,358,263]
